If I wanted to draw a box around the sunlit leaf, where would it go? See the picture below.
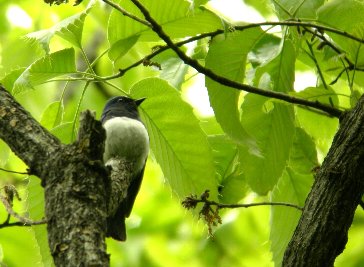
[318,0,364,66]
[13,48,76,95]
[240,94,295,194]
[130,78,217,199]
[0,68,26,92]
[207,134,248,203]
[254,39,296,93]
[291,86,339,106]
[50,122,73,144]
[288,127,319,174]
[40,101,64,130]
[294,86,339,155]
[25,3,94,52]
[154,49,189,89]
[108,35,140,63]
[205,28,266,153]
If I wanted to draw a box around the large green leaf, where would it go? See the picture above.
[240,95,295,194]
[318,0,364,66]
[107,0,221,57]
[13,48,76,95]
[25,2,94,52]
[205,28,266,152]
[238,39,296,194]
[130,78,217,198]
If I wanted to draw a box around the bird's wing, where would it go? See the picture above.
[124,161,146,217]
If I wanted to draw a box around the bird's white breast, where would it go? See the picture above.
[103,117,149,172]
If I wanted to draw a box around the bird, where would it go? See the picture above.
[101,96,149,241]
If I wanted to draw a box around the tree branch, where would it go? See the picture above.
[282,95,364,266]
[0,85,61,179]
[127,0,342,118]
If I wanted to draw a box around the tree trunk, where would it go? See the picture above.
[283,96,364,266]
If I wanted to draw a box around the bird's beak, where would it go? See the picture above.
[135,98,146,106]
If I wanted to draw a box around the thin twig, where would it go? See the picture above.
[0,167,28,175]
[304,39,328,89]
[182,193,303,211]
[0,194,47,228]
[0,219,47,229]
[182,190,302,236]
[200,199,302,211]
[128,0,343,118]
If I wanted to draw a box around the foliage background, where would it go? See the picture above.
[0,0,364,266]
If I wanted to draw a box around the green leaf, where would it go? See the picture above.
[50,122,73,144]
[244,0,274,18]
[208,134,248,203]
[159,57,188,89]
[205,28,266,152]
[291,86,339,106]
[318,0,364,65]
[154,49,189,89]
[27,176,54,267]
[13,48,76,95]
[294,86,339,154]
[240,94,295,194]
[40,101,64,130]
[25,3,94,52]
[108,35,140,63]
[254,39,296,92]
[108,0,221,47]
[273,0,325,19]
[288,127,319,174]
[270,168,313,266]
[0,68,26,92]
[130,78,217,199]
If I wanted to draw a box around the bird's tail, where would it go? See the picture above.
[106,204,127,241]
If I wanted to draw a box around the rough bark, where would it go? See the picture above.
[0,86,60,178]
[283,96,364,266]
[0,85,110,266]
[44,111,110,266]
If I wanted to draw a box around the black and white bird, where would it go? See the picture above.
[101,96,149,241]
